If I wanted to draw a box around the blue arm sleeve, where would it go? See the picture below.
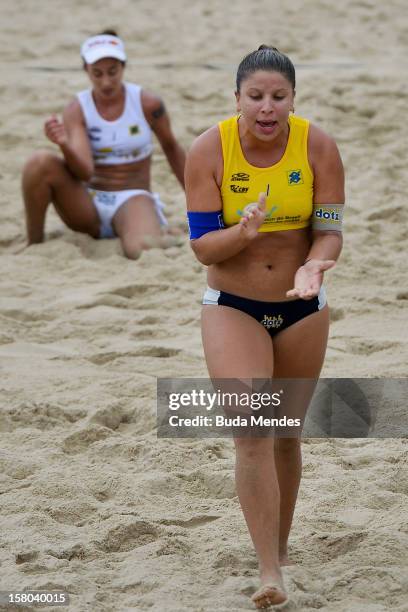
[187,210,225,239]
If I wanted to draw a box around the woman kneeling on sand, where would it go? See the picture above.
[186,46,344,609]
[22,30,185,258]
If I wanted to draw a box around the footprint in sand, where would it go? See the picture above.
[90,403,132,431]
[161,515,220,529]
[15,550,39,564]
[86,346,180,365]
[156,535,191,556]
[179,470,236,499]
[47,543,88,561]
[340,452,378,470]
[96,519,160,553]
[213,548,258,571]
[3,402,86,431]
[132,328,157,340]
[346,339,398,355]
[313,531,368,561]
[109,283,170,299]
[138,315,160,325]
[77,295,133,310]
[43,501,98,526]
[62,425,113,455]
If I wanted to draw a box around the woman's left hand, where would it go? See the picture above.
[286,259,336,300]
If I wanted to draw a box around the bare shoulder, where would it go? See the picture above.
[140,88,166,120]
[308,123,342,165]
[188,125,222,165]
[187,125,223,183]
[185,125,224,211]
[63,98,85,125]
[189,125,221,154]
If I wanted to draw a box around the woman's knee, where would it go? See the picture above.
[234,436,275,460]
[120,233,160,259]
[121,236,143,260]
[275,437,301,455]
[22,150,64,183]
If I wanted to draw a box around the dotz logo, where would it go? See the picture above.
[230,172,250,182]
[287,169,303,185]
[314,208,341,221]
[262,314,284,330]
[230,185,249,193]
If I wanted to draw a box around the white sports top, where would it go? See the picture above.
[76,82,153,165]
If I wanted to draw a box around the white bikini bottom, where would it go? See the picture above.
[87,188,167,238]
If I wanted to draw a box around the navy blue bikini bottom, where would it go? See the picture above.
[203,286,327,338]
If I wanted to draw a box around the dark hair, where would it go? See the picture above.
[236,45,296,92]
[98,29,119,37]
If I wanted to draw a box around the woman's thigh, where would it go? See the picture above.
[55,184,99,235]
[202,303,330,432]
[273,305,330,378]
[272,305,330,428]
[202,303,329,378]
[202,305,274,379]
[45,156,99,235]
[112,195,162,239]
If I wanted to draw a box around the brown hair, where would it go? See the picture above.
[236,45,295,92]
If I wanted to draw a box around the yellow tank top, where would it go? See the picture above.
[219,115,313,232]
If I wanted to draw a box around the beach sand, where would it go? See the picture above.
[0,0,407,610]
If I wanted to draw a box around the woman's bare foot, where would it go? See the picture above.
[252,571,288,609]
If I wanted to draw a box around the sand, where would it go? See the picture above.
[0,0,407,610]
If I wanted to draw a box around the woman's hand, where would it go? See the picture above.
[286,259,336,300]
[239,192,267,239]
[44,115,68,146]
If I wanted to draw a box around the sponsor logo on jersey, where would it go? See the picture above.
[88,127,101,141]
[129,125,140,135]
[236,204,279,218]
[230,172,250,181]
[287,169,304,185]
[230,185,249,193]
[262,314,284,330]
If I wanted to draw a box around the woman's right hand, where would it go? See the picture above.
[44,115,68,146]
[239,192,267,239]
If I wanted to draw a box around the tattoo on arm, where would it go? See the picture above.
[152,101,166,120]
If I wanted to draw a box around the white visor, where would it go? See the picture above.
[81,35,126,64]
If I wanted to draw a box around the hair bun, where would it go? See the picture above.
[99,29,119,37]
[257,44,280,53]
